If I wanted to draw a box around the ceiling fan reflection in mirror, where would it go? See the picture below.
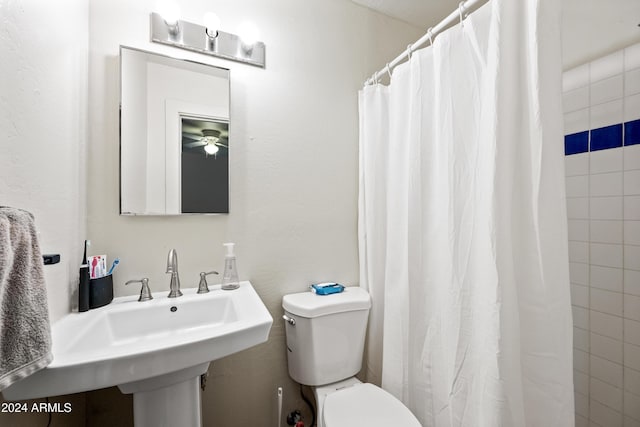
[181,116,229,157]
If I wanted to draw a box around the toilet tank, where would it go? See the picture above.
[282,287,371,386]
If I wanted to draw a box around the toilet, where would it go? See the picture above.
[282,287,421,427]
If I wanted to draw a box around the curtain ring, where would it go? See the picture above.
[406,44,412,60]
[426,27,434,46]
[385,63,392,80]
[458,1,466,27]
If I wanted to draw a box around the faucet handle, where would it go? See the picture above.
[125,278,153,302]
[197,271,219,294]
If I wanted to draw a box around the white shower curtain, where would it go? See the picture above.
[358,1,574,426]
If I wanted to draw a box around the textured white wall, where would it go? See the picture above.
[87,0,420,425]
[0,0,88,323]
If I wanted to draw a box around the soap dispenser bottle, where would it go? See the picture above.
[221,243,240,290]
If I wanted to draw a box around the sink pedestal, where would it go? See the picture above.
[119,363,210,427]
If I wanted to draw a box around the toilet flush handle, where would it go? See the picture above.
[282,314,296,326]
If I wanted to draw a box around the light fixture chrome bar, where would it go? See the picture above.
[150,12,266,68]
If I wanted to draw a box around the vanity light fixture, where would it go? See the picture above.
[156,0,181,35]
[150,10,266,68]
[203,12,221,39]
[238,22,260,50]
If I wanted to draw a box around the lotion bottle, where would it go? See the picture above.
[221,243,240,290]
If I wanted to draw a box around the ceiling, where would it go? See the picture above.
[351,0,640,69]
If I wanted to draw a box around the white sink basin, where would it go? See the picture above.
[2,281,272,401]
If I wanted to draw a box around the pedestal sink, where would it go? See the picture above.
[2,281,273,427]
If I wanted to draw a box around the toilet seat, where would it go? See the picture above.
[322,383,421,427]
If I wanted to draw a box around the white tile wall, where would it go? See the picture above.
[568,175,590,197]
[564,63,590,92]
[592,75,624,106]
[575,348,590,372]
[626,44,640,71]
[576,392,590,417]
[626,221,640,245]
[625,295,640,322]
[625,246,640,271]
[624,171,640,196]
[625,269,640,296]
[565,42,640,427]
[625,416,640,427]
[590,243,623,268]
[570,261,590,286]
[591,332,623,364]
[590,309,623,339]
[591,220,623,244]
[626,367,640,395]
[591,51,624,83]
[567,153,590,176]
[576,414,589,427]
[591,291,624,317]
[625,319,640,346]
[575,369,590,394]
[626,68,640,97]
[625,146,640,171]
[591,172,623,197]
[590,398,623,427]
[625,196,640,220]
[590,265,623,292]
[591,376,623,410]
[591,149,623,174]
[572,284,590,307]
[569,220,590,242]
[565,108,591,135]
[591,99,624,129]
[625,94,640,122]
[591,355,624,388]
[574,306,590,329]
[565,86,591,113]
[624,392,640,422]
[569,198,590,219]
[624,343,640,371]
[591,197,623,220]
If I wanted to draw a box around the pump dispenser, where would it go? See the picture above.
[221,243,240,290]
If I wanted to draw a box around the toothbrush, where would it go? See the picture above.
[107,257,120,275]
[82,240,90,265]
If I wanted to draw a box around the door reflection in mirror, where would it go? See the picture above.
[180,116,229,213]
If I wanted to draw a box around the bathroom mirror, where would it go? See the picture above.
[120,46,230,215]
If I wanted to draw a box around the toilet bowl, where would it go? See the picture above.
[314,377,420,427]
[282,287,420,427]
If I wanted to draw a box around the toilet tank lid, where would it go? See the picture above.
[282,287,371,318]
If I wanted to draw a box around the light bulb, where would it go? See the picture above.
[238,22,260,47]
[203,12,221,38]
[157,0,181,27]
[204,143,219,155]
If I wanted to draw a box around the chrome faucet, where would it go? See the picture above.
[166,249,182,298]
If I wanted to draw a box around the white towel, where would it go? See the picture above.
[0,207,52,391]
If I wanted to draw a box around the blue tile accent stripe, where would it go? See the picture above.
[565,131,589,155]
[591,124,622,151]
[564,119,640,155]
[626,119,640,146]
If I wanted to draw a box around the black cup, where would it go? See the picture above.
[89,274,114,309]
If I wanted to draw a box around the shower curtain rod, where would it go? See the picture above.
[364,0,488,86]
